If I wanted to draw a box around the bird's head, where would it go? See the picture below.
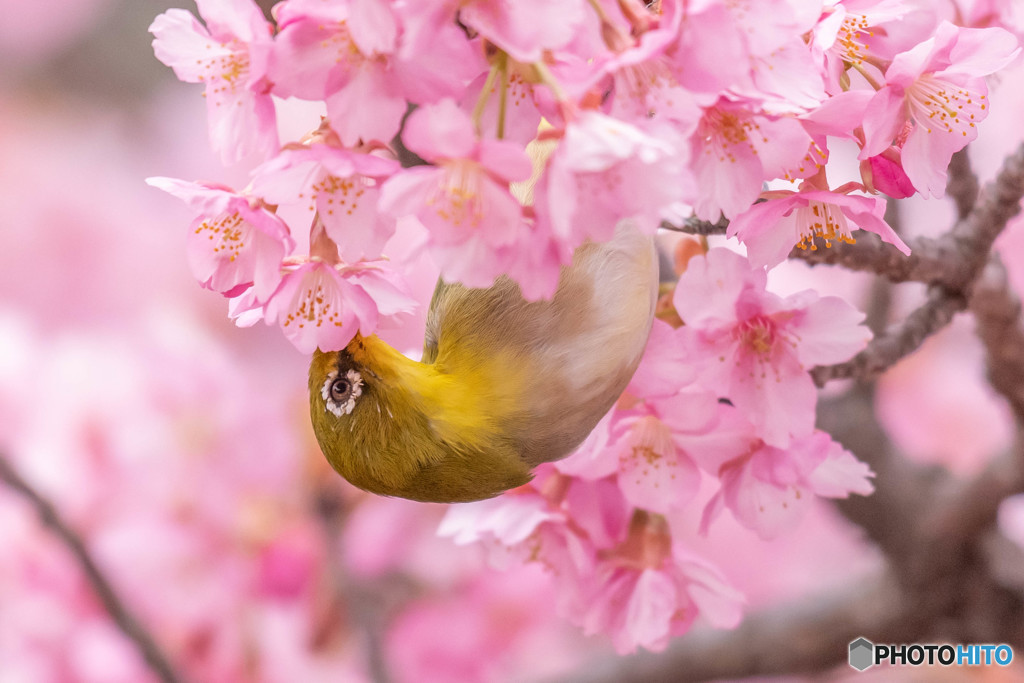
[308,335,533,503]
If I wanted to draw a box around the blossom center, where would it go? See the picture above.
[428,160,485,228]
[310,174,367,217]
[701,108,761,162]
[615,58,679,119]
[794,200,855,250]
[283,267,344,329]
[197,41,250,95]
[906,74,986,137]
[620,416,676,473]
[834,13,873,64]
[197,212,247,262]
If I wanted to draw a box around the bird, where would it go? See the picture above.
[308,140,658,503]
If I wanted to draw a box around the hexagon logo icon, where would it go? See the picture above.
[849,637,875,671]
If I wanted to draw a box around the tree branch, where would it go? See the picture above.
[0,453,183,683]
[810,285,966,387]
[659,216,728,236]
[947,148,980,220]
[970,255,1024,420]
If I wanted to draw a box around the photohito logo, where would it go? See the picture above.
[849,638,1014,671]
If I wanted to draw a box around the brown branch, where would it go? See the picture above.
[810,142,1024,386]
[0,453,183,683]
[947,148,980,220]
[970,255,1024,419]
[810,285,966,387]
[313,486,408,683]
[659,216,728,236]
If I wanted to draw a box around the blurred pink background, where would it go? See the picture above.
[3,1,1024,681]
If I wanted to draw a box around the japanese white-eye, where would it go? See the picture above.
[308,226,657,503]
[308,133,658,503]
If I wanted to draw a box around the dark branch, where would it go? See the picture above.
[970,256,1024,420]
[947,148,980,220]
[313,486,399,683]
[0,453,183,683]
[810,285,966,387]
[659,216,728,236]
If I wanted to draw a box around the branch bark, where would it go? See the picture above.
[0,453,183,683]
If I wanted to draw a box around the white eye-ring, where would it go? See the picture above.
[322,368,363,417]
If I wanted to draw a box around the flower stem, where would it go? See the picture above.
[471,61,501,136]
[496,53,509,140]
[533,60,569,103]
[850,61,884,91]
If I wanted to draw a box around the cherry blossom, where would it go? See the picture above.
[689,98,815,221]
[250,142,399,262]
[701,431,875,539]
[860,20,1020,196]
[263,259,416,353]
[728,182,910,268]
[150,0,278,163]
[270,0,481,146]
[145,178,293,301]
[675,248,871,447]
[378,99,536,289]
[536,111,690,252]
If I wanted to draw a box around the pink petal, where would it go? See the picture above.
[459,0,586,63]
[402,99,477,161]
[627,319,696,399]
[195,0,269,43]
[674,403,756,475]
[623,570,676,652]
[325,65,406,146]
[721,455,812,540]
[348,0,397,56]
[807,441,875,497]
[859,86,908,159]
[899,120,968,199]
[477,139,533,183]
[554,411,619,479]
[791,295,871,366]
[674,248,762,327]
[269,18,349,99]
[149,9,221,82]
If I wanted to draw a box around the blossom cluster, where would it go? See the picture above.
[150,0,1017,354]
[148,0,1021,654]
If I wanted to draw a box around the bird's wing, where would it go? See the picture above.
[423,227,658,465]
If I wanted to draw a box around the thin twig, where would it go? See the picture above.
[0,453,183,683]
[313,486,397,683]
[810,285,966,387]
[659,216,728,236]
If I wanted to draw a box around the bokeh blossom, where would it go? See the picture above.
[7,0,1021,676]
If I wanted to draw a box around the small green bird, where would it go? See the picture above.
[308,227,658,503]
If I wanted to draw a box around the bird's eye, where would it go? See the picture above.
[330,378,351,402]
[321,369,363,417]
